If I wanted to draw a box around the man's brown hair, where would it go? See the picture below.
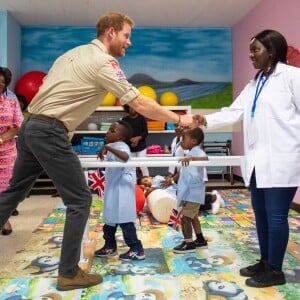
[96,12,134,37]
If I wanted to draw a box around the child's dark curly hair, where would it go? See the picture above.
[183,127,204,145]
[137,175,150,185]
[116,120,133,143]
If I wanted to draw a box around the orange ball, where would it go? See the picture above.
[114,99,122,106]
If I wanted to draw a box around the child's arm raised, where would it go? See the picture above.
[100,144,129,162]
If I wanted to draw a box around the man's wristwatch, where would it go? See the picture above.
[0,137,3,144]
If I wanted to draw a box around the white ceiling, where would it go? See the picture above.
[0,0,261,27]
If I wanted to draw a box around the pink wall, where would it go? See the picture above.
[232,0,300,203]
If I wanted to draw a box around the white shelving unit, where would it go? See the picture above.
[71,105,191,175]
[74,105,191,133]
[72,105,192,150]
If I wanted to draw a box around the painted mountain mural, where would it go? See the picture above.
[129,74,232,108]
[21,27,232,108]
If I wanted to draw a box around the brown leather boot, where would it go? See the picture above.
[57,268,102,291]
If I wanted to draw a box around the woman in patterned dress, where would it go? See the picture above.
[0,67,24,235]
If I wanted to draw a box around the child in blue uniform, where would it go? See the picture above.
[94,120,145,261]
[173,127,208,254]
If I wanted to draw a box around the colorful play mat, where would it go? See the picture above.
[0,189,299,299]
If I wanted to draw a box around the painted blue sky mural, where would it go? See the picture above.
[21,26,232,108]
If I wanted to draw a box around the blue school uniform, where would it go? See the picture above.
[177,146,206,205]
[152,175,177,198]
[103,141,137,224]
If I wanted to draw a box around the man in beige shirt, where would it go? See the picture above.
[0,12,196,291]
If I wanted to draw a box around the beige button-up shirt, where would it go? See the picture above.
[28,39,140,132]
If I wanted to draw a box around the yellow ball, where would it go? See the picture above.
[138,85,157,101]
[100,92,116,106]
[159,91,179,106]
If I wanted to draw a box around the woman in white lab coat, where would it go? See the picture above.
[197,29,300,288]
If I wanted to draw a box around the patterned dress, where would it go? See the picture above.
[0,94,23,192]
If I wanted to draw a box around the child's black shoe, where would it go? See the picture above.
[119,249,145,261]
[173,241,195,254]
[94,245,117,257]
[194,239,208,249]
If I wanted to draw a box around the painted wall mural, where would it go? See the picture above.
[21,27,232,108]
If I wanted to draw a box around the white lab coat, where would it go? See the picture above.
[205,63,300,188]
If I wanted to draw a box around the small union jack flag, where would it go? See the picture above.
[168,208,182,231]
[88,169,105,198]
